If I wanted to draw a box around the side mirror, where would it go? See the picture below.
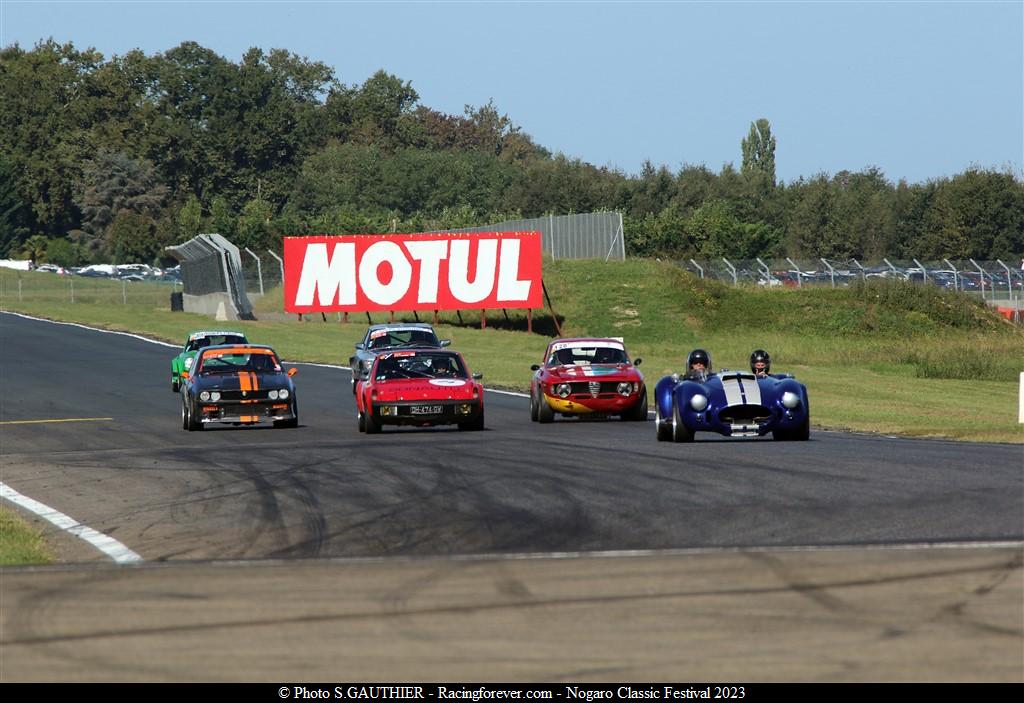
[530,364,540,371]
[287,367,298,377]
[472,373,483,380]
[354,343,365,350]
[634,358,642,366]
[439,340,451,347]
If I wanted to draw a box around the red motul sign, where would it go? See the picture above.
[283,231,543,313]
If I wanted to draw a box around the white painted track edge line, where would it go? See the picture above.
[0,482,143,564]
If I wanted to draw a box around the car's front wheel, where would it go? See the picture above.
[537,394,554,424]
[274,399,299,428]
[183,395,202,432]
[655,403,671,441]
[622,388,649,421]
[529,388,539,422]
[171,378,180,393]
[671,403,694,443]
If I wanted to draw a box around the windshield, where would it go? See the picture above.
[367,329,440,350]
[186,334,248,353]
[374,352,466,381]
[547,345,628,366]
[196,349,282,374]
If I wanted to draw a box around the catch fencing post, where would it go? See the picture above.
[943,259,959,291]
[913,259,928,284]
[245,247,264,296]
[852,258,865,282]
[722,258,738,287]
[785,258,802,287]
[970,259,988,300]
[756,257,772,286]
[122,279,127,304]
[883,258,898,277]
[997,260,1012,299]
[689,259,704,279]
[820,258,836,288]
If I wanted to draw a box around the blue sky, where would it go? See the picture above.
[2,0,1021,184]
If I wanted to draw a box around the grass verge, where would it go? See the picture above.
[0,507,55,566]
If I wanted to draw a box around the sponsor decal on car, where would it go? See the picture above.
[429,379,466,387]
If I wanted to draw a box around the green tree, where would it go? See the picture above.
[741,118,777,189]
[0,154,29,257]
[106,210,162,263]
[75,150,168,256]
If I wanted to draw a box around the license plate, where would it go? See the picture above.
[410,405,443,415]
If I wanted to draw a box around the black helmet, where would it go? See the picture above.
[687,348,711,371]
[750,349,771,374]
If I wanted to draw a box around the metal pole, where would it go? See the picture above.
[997,260,1012,299]
[122,279,127,304]
[820,258,836,288]
[943,258,959,291]
[245,247,264,296]
[689,259,704,279]
[266,250,285,290]
[722,258,738,286]
[70,277,74,304]
[785,258,802,287]
[18,277,22,302]
[851,258,865,281]
[913,259,927,284]
[756,257,771,286]
[883,258,898,276]
[970,259,988,300]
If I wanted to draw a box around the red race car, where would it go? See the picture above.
[355,348,484,433]
[529,337,648,423]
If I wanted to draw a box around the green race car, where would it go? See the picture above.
[171,330,249,392]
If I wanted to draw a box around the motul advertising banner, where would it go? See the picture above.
[283,231,543,313]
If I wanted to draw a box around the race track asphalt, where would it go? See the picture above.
[1,311,1021,682]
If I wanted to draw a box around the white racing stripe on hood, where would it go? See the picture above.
[721,376,762,406]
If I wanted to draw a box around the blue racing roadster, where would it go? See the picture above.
[653,370,810,442]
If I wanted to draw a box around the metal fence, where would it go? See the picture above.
[166,233,255,320]
[443,211,626,262]
[676,257,1024,302]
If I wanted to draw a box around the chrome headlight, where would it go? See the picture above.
[199,391,210,401]
[278,389,289,400]
[268,390,279,400]
[556,383,571,398]
[210,391,220,402]
[690,394,709,411]
[617,382,633,397]
[781,391,801,409]
[184,357,193,369]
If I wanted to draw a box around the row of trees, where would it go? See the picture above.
[1,40,1021,267]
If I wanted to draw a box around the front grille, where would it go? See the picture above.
[219,389,272,401]
[718,404,772,423]
[567,381,622,396]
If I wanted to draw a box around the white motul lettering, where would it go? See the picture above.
[497,239,531,301]
[360,241,412,306]
[448,239,497,303]
[295,242,356,306]
[405,240,449,304]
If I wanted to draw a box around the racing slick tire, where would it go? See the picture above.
[183,396,203,432]
[365,409,382,434]
[172,378,180,393]
[655,403,672,441]
[459,410,485,432]
[529,388,539,422]
[773,416,810,441]
[357,410,366,433]
[537,394,555,424]
[622,388,649,421]
[671,403,694,443]
[274,400,299,429]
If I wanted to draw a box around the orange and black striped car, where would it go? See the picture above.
[179,344,298,431]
